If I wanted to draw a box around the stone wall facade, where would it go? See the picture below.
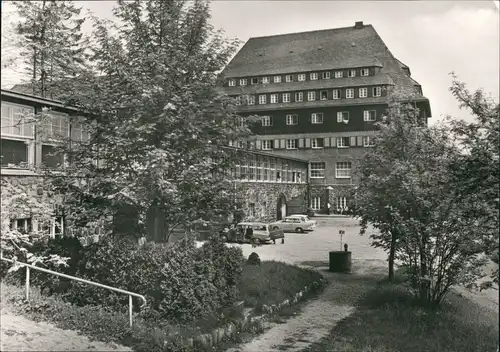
[236,182,308,222]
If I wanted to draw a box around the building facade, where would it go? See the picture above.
[1,90,309,240]
[220,21,432,213]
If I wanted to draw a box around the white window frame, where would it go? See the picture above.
[270,94,278,104]
[262,76,270,84]
[70,118,90,142]
[310,162,325,178]
[363,136,375,147]
[240,78,248,86]
[361,68,370,76]
[346,88,354,99]
[320,90,328,100]
[322,72,331,79]
[307,91,316,101]
[228,79,236,86]
[286,139,297,149]
[363,110,376,121]
[259,95,267,104]
[295,92,303,102]
[1,102,35,139]
[337,111,349,123]
[373,86,382,97]
[286,114,298,125]
[348,69,356,77]
[337,137,349,148]
[282,93,291,103]
[332,89,341,99]
[285,75,293,82]
[311,113,323,124]
[310,72,318,80]
[262,115,273,126]
[248,95,255,105]
[334,71,343,79]
[359,88,368,98]
[274,76,282,83]
[311,197,321,210]
[298,74,306,82]
[337,197,347,209]
[262,140,273,150]
[336,161,352,178]
[311,138,323,149]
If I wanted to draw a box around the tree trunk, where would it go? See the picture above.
[388,230,397,282]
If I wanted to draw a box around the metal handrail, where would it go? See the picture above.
[1,255,146,327]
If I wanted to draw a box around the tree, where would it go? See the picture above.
[354,91,498,308]
[51,0,254,242]
[13,0,88,98]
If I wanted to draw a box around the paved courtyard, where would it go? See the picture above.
[226,216,387,266]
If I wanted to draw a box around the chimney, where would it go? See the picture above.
[354,21,363,29]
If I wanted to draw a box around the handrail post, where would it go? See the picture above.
[129,295,133,328]
[25,266,30,300]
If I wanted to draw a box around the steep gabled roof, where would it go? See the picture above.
[221,22,428,101]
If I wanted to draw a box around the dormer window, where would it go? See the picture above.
[228,79,236,86]
[334,71,343,79]
[274,76,282,83]
[359,88,368,98]
[310,72,318,80]
[346,88,354,99]
[298,74,306,81]
[261,77,270,84]
[285,75,293,82]
[240,78,248,86]
[248,95,255,105]
[251,78,259,85]
[320,90,328,100]
[373,86,382,97]
[361,68,370,76]
[322,72,331,79]
[332,89,341,99]
[270,94,278,104]
[348,70,356,77]
[307,91,316,101]
[259,95,267,104]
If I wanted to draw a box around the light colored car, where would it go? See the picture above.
[271,216,315,233]
[287,214,317,227]
[236,222,285,244]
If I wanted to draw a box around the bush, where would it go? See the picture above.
[247,252,261,266]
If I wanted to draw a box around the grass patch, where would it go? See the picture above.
[238,261,323,310]
[303,281,499,352]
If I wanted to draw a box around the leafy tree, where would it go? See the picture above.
[354,90,498,308]
[52,0,254,242]
[13,0,88,98]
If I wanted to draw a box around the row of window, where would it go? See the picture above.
[310,161,352,179]
[231,155,307,183]
[228,68,373,87]
[259,136,375,150]
[310,196,348,211]
[259,110,376,127]
[235,86,382,106]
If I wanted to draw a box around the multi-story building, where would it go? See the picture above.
[220,21,432,213]
[1,90,308,241]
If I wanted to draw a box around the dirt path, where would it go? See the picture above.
[227,259,387,352]
[0,307,131,352]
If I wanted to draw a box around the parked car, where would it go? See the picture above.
[236,222,285,244]
[271,216,315,233]
[286,214,317,228]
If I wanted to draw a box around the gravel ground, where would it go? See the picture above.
[0,306,131,352]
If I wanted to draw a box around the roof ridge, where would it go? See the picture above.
[248,23,373,41]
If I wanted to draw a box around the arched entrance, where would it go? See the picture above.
[276,193,287,220]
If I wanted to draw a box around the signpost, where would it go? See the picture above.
[339,229,345,250]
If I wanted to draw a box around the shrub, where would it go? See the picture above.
[247,252,261,266]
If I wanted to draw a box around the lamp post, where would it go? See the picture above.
[326,185,333,215]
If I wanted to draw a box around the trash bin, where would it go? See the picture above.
[329,251,352,273]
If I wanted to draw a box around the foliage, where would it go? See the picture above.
[45,0,256,241]
[40,235,245,324]
[13,0,88,98]
[238,261,323,308]
[247,252,261,266]
[354,81,499,308]
[302,279,499,352]
[0,179,69,279]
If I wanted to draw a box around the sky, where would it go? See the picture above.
[2,1,499,125]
